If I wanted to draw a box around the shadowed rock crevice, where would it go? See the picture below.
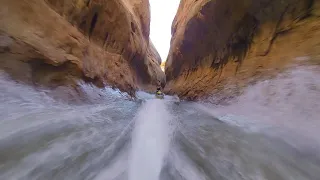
[165,0,320,100]
[210,13,258,70]
[89,13,98,39]
[130,52,152,85]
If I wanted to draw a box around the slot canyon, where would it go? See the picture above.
[1,0,320,180]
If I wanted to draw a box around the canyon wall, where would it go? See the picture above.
[0,0,164,100]
[165,0,320,100]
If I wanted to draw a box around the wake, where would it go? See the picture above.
[128,99,172,180]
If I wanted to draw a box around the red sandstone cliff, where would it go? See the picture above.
[165,0,320,100]
[0,0,164,98]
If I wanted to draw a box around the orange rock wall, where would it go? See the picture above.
[165,0,320,100]
[0,0,164,96]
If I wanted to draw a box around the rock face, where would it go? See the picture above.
[165,0,320,100]
[0,0,164,99]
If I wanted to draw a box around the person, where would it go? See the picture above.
[155,86,164,98]
[156,87,162,95]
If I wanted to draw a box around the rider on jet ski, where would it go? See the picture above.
[155,86,164,99]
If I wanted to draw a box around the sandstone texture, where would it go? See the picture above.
[0,0,164,99]
[165,0,320,100]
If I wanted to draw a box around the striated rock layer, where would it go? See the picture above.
[165,0,320,100]
[0,0,164,100]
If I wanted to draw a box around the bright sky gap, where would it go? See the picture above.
[149,0,180,62]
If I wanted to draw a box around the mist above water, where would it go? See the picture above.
[198,66,320,145]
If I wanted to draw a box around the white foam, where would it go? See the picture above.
[128,99,172,180]
[197,66,320,144]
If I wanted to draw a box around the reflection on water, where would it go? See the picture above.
[0,66,320,180]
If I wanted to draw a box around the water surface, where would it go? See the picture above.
[1,66,320,180]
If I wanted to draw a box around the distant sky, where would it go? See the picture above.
[149,0,180,62]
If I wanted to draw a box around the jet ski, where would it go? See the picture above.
[155,93,164,99]
[155,87,164,99]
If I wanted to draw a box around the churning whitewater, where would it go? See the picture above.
[1,65,320,180]
[128,100,172,180]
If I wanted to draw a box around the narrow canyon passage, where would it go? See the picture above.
[1,0,320,180]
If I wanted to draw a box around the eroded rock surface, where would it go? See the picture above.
[165,0,320,100]
[0,0,164,100]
